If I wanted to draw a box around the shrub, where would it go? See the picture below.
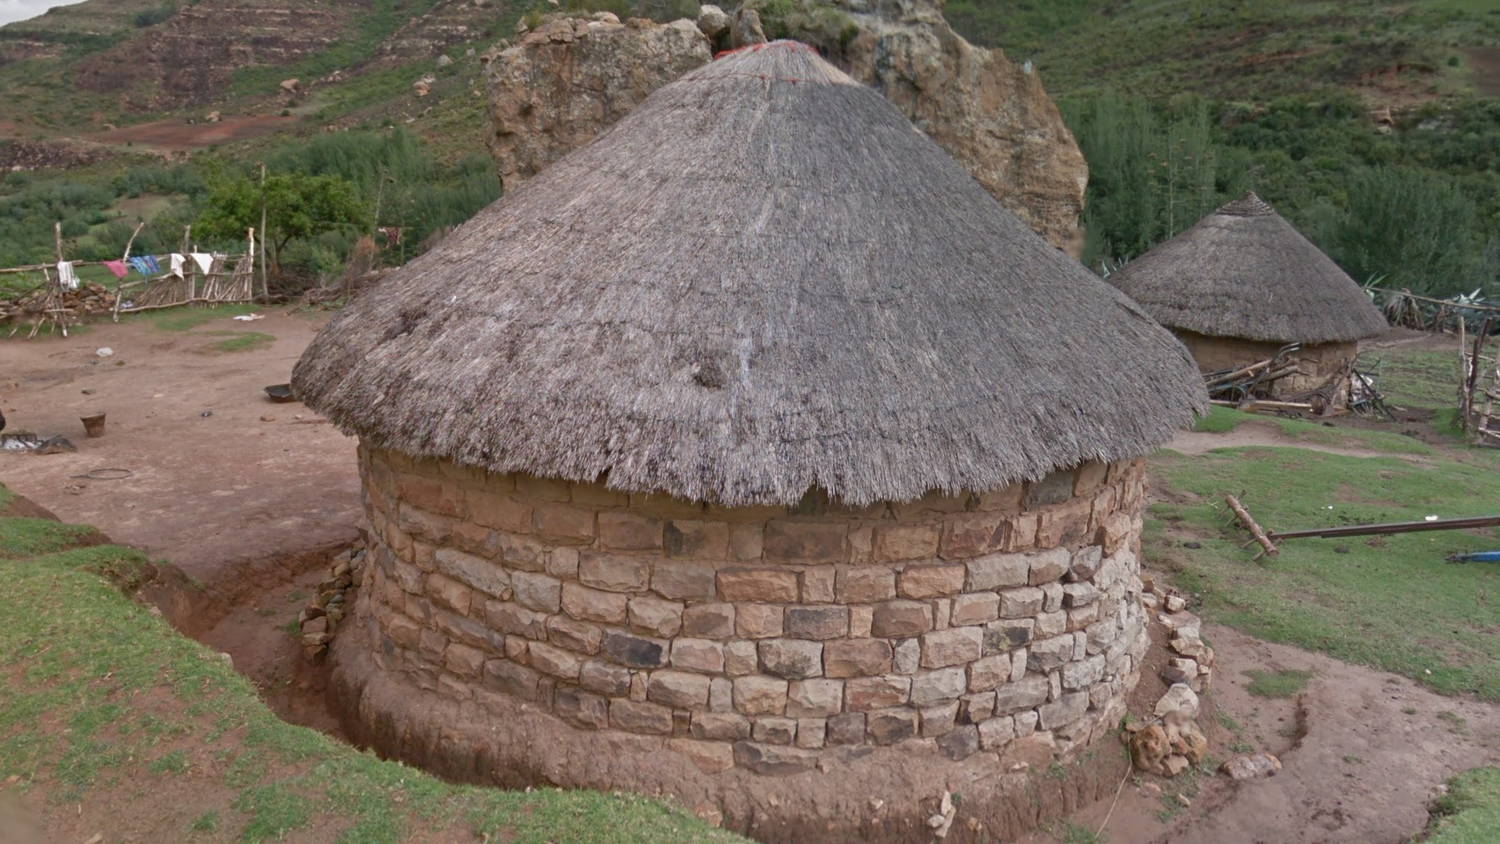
[134,4,178,27]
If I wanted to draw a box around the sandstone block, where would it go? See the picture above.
[967,654,1012,692]
[434,548,511,598]
[786,678,843,718]
[1036,497,1093,548]
[800,566,835,602]
[729,522,764,561]
[733,676,788,715]
[983,619,1033,653]
[1038,691,1089,730]
[532,502,595,542]
[823,639,893,678]
[718,568,799,603]
[735,603,784,639]
[692,711,751,740]
[385,613,422,650]
[547,547,580,579]
[555,687,609,729]
[866,708,918,745]
[681,602,735,639]
[844,675,910,711]
[1069,545,1104,581]
[977,715,1015,749]
[628,595,684,637]
[724,640,758,675]
[485,601,546,639]
[649,670,712,708]
[670,638,724,673]
[579,659,631,695]
[1041,581,1064,613]
[762,520,845,563]
[752,716,797,745]
[951,591,1000,625]
[485,659,540,700]
[921,701,959,736]
[999,586,1044,618]
[546,615,602,654]
[1029,547,1072,585]
[711,676,733,711]
[849,605,873,638]
[597,510,663,550]
[731,741,819,775]
[512,571,562,613]
[897,564,965,598]
[664,520,729,559]
[893,637,920,674]
[529,641,584,679]
[796,718,826,749]
[426,573,473,616]
[959,691,995,724]
[610,699,673,734]
[444,642,486,677]
[836,567,895,603]
[578,552,650,592]
[495,532,547,572]
[826,712,865,745]
[784,605,849,640]
[874,523,941,562]
[871,600,933,638]
[1029,635,1074,673]
[1062,654,1106,691]
[966,551,1030,591]
[910,667,967,706]
[601,630,669,668]
[561,582,628,624]
[941,511,1005,559]
[649,560,717,600]
[758,638,823,679]
[920,626,983,668]
[994,675,1050,715]
[1035,610,1067,638]
[466,489,532,533]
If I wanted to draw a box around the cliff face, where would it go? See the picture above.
[482,1,1088,253]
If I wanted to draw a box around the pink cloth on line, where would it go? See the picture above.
[103,260,129,279]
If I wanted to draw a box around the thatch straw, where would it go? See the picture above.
[1107,192,1388,345]
[293,42,1206,507]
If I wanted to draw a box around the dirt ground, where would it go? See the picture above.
[92,114,299,151]
[5,313,1500,843]
[0,307,362,599]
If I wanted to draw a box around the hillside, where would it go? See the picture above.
[0,0,1496,296]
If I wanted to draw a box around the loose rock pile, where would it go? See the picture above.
[299,538,368,660]
[0,281,118,324]
[1125,577,1217,778]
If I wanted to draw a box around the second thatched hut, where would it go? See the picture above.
[1107,192,1388,399]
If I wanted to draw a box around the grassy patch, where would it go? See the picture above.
[1149,445,1500,700]
[0,517,98,558]
[200,331,275,354]
[128,302,264,332]
[0,484,743,844]
[1243,669,1313,699]
[1192,406,1243,434]
[1360,348,1461,410]
[1426,767,1500,844]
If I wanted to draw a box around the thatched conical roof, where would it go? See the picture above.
[1106,192,1388,345]
[293,41,1206,507]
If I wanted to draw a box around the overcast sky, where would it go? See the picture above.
[0,0,79,26]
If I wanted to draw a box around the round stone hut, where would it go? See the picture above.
[1106,192,1388,400]
[292,41,1206,838]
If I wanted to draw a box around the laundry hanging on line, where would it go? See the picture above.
[55,261,79,290]
[102,260,129,279]
[169,253,185,279]
[128,255,161,275]
[190,253,214,275]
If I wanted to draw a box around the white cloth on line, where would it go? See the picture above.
[169,253,185,279]
[191,253,214,274]
[56,261,79,290]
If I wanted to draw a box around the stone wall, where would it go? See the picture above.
[1177,331,1361,398]
[352,446,1148,779]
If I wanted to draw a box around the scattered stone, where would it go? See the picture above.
[1162,754,1190,776]
[1155,684,1200,719]
[1164,594,1186,612]
[260,415,276,422]
[696,3,730,38]
[437,54,454,67]
[1222,752,1282,780]
[1129,723,1170,775]
[926,790,956,839]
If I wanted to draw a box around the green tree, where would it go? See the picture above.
[195,172,369,272]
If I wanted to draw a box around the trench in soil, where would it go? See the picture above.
[159,544,351,744]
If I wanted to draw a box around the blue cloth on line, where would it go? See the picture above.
[128,255,161,275]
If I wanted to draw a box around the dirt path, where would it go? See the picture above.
[0,308,361,595]
[1165,419,1403,460]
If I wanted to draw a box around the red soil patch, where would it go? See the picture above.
[1464,47,1500,97]
[94,114,299,151]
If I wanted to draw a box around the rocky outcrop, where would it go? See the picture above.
[481,16,714,192]
[482,0,1088,253]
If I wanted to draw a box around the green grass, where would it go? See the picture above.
[1185,405,1436,457]
[1426,767,1500,844]
[1192,406,1243,434]
[125,302,264,332]
[1360,348,1461,410]
[1243,669,1314,699]
[1052,819,1105,844]
[1149,444,1500,700]
[201,330,275,353]
[0,484,743,844]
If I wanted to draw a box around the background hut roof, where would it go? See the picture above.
[1106,192,1389,345]
[292,41,1206,507]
